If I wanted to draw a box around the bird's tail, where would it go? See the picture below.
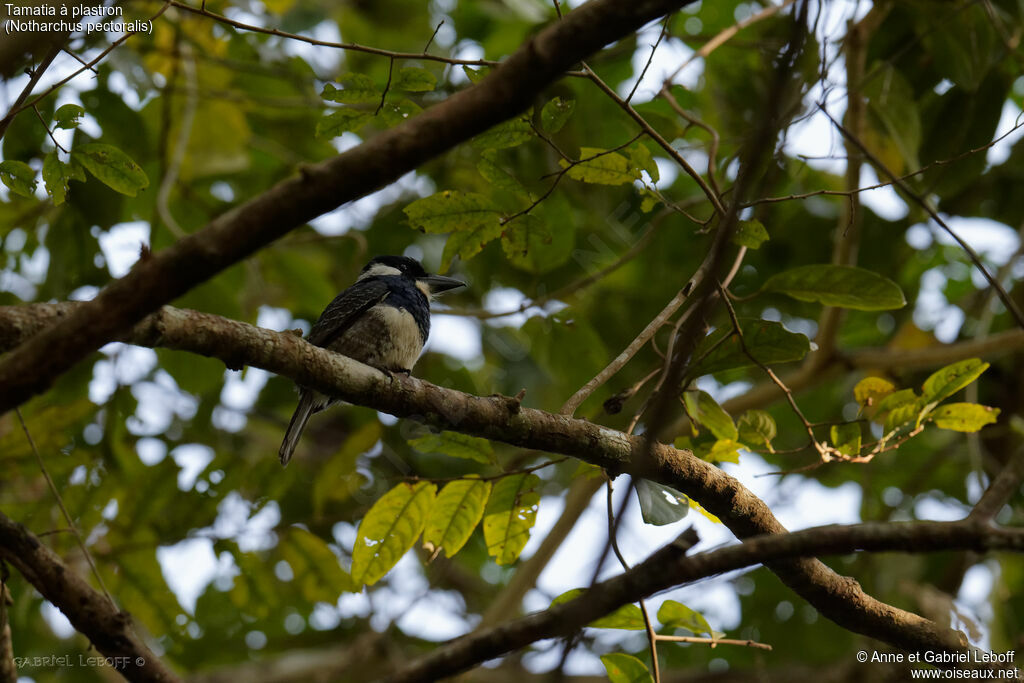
[279,393,315,466]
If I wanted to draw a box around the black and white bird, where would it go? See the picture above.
[279,255,464,465]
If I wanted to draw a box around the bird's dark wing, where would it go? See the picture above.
[306,279,390,348]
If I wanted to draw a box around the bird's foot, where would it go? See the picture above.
[380,367,412,381]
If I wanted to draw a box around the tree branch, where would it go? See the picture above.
[969,445,1024,523]
[384,520,1024,682]
[0,510,180,682]
[847,330,1024,370]
[0,0,697,415]
[0,569,13,683]
[0,302,977,660]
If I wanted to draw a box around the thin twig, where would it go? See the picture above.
[511,133,644,224]
[626,15,671,104]
[655,634,773,650]
[5,3,172,125]
[663,0,798,85]
[376,57,396,116]
[604,480,661,682]
[15,409,115,606]
[821,106,1024,332]
[169,0,521,71]
[423,20,445,53]
[718,283,833,461]
[61,47,98,73]
[561,283,692,416]
[32,104,67,153]
[626,245,746,433]
[583,64,727,218]
[659,85,722,198]
[0,44,62,140]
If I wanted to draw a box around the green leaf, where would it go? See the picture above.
[316,108,373,138]
[67,154,86,181]
[635,479,688,526]
[502,214,559,273]
[732,219,769,249]
[393,66,436,92]
[573,461,605,480]
[561,147,639,185]
[477,149,527,195]
[682,390,737,441]
[552,589,646,630]
[737,410,777,451]
[462,65,489,83]
[929,403,1000,432]
[406,189,505,270]
[42,151,73,205]
[919,3,998,92]
[760,265,906,311]
[404,190,501,234]
[408,430,494,464]
[628,142,659,183]
[53,103,85,129]
[378,98,423,126]
[472,115,533,149]
[657,600,718,636]
[639,189,659,213]
[830,422,862,456]
[351,481,436,586]
[71,143,149,196]
[321,73,379,103]
[689,498,720,524]
[693,319,809,375]
[540,96,575,134]
[440,221,505,271]
[920,359,989,405]
[854,376,896,412]
[703,438,743,464]
[482,473,540,565]
[0,160,37,198]
[423,478,491,558]
[279,528,358,601]
[874,388,921,434]
[863,64,921,172]
[874,388,918,416]
[601,653,654,683]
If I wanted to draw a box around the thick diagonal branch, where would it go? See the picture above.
[385,520,1024,682]
[0,302,974,659]
[0,511,179,682]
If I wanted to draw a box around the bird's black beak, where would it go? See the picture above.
[418,274,465,294]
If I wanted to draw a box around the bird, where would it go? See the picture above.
[278,255,465,465]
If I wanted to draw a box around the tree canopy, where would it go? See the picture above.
[1,0,1023,682]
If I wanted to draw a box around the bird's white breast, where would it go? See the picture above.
[330,303,424,372]
[373,304,425,370]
